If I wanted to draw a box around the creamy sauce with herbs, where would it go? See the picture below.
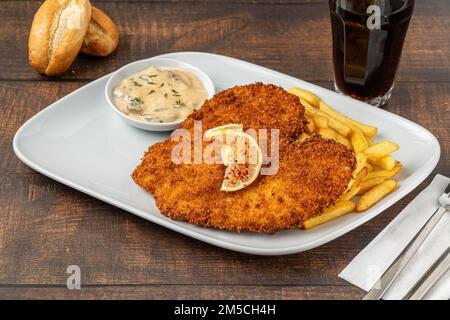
[113,67,208,123]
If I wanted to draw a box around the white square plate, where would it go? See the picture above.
[13,52,440,255]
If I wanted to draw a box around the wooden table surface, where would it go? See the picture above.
[0,0,449,300]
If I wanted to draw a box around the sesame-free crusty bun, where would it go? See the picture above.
[28,0,91,76]
[80,6,119,57]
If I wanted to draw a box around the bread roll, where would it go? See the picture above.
[28,0,91,76]
[81,6,119,57]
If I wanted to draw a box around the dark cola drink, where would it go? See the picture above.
[329,0,415,106]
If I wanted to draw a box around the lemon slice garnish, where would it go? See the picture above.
[204,124,243,139]
[205,125,262,192]
[220,132,263,192]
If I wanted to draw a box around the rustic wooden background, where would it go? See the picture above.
[0,0,449,300]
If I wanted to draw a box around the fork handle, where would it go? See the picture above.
[363,206,447,300]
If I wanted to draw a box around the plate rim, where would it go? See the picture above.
[13,51,441,255]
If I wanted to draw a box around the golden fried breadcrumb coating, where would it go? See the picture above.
[132,83,355,232]
[180,82,305,143]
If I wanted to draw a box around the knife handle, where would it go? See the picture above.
[363,206,447,300]
[405,247,450,300]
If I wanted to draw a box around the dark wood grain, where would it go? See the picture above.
[0,0,449,82]
[0,0,450,300]
[0,285,363,300]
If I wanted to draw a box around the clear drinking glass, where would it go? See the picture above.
[329,0,415,107]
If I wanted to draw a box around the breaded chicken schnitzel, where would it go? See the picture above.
[132,83,356,232]
[180,82,305,143]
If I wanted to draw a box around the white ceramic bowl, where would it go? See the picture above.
[105,57,215,131]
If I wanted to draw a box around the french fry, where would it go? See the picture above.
[357,177,387,195]
[300,99,318,116]
[317,111,352,137]
[305,115,315,133]
[319,101,378,137]
[346,179,355,192]
[304,200,356,229]
[318,127,335,139]
[357,180,397,212]
[286,87,318,116]
[342,185,361,201]
[356,167,368,181]
[369,155,397,170]
[365,164,403,180]
[354,152,368,177]
[365,141,399,160]
[351,128,369,153]
[287,86,401,221]
[335,134,352,149]
[365,162,374,172]
[312,114,329,129]
[342,168,367,200]
[328,119,352,138]
[346,167,366,192]
[298,133,310,142]
[288,87,321,108]
[319,128,352,149]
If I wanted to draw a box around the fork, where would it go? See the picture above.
[363,182,450,300]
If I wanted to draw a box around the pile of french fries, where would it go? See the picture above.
[287,87,402,229]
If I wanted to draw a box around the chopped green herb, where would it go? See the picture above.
[131,97,143,104]
[148,89,156,95]
[148,74,158,78]
[171,89,181,97]
[159,83,165,88]
[132,80,142,87]
[175,98,185,107]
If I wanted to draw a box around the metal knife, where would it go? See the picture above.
[405,247,450,300]
[363,182,450,300]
